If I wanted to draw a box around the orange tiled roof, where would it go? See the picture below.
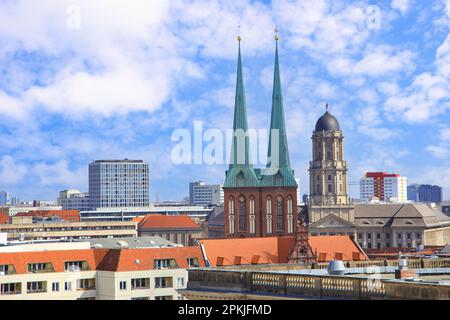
[0,249,97,273]
[0,212,9,224]
[15,210,80,222]
[199,235,368,267]
[0,246,205,274]
[98,246,206,271]
[309,236,368,262]
[138,214,200,230]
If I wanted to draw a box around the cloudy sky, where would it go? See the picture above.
[0,0,449,202]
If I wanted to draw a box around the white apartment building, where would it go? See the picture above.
[58,190,91,211]
[360,172,407,203]
[0,241,205,300]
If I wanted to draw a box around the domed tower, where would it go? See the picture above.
[308,105,355,227]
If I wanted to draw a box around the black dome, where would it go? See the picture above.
[315,111,340,132]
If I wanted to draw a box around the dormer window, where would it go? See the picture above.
[65,261,89,272]
[28,263,54,273]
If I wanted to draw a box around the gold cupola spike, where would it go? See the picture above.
[237,35,242,42]
[274,26,280,41]
[237,25,242,42]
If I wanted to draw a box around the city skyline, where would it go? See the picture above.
[0,1,449,202]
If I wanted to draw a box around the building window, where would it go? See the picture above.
[27,281,46,293]
[358,233,362,239]
[367,243,372,249]
[276,196,284,232]
[155,277,172,289]
[328,175,332,181]
[52,282,59,292]
[28,262,53,273]
[249,196,256,234]
[155,296,173,300]
[177,277,185,287]
[377,233,381,240]
[367,233,372,239]
[1,283,21,295]
[65,261,88,271]
[407,233,411,240]
[154,259,178,269]
[119,281,127,291]
[266,197,272,214]
[187,258,199,268]
[229,197,234,215]
[77,279,95,291]
[386,233,390,239]
[64,282,72,291]
[416,233,421,239]
[131,278,150,290]
[238,196,246,231]
[328,184,333,193]
[397,233,402,239]
[229,214,235,234]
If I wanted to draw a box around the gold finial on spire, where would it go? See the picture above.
[237,25,242,42]
[274,26,280,41]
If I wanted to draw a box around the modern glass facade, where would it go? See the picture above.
[88,160,150,209]
[407,184,443,203]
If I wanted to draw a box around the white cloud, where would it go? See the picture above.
[391,0,413,15]
[32,160,86,187]
[0,156,27,184]
[426,145,449,159]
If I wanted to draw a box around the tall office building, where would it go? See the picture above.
[0,191,10,206]
[88,160,150,209]
[189,181,224,206]
[360,172,407,203]
[407,184,443,203]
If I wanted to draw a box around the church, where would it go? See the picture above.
[223,35,298,238]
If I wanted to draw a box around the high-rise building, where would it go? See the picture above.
[360,172,407,203]
[307,107,355,227]
[223,37,298,238]
[88,160,150,209]
[0,191,10,206]
[58,189,91,211]
[407,184,443,203]
[189,181,223,206]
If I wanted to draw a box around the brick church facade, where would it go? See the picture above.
[223,37,298,238]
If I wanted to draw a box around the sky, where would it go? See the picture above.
[0,0,449,202]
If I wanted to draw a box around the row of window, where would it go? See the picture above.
[121,276,179,290]
[0,279,95,295]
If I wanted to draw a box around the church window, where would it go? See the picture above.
[229,197,234,215]
[276,196,284,231]
[249,196,255,234]
[266,196,272,214]
[238,196,246,232]
[287,196,293,214]
[328,184,332,193]
[229,215,234,234]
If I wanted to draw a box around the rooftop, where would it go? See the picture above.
[138,214,201,230]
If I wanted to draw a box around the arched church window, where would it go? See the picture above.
[229,196,234,215]
[249,196,255,234]
[276,196,284,231]
[238,195,246,232]
[266,196,272,215]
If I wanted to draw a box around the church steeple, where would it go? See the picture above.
[267,32,291,170]
[229,37,252,169]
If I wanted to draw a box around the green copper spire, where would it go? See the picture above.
[229,38,252,169]
[224,38,258,188]
[267,37,291,170]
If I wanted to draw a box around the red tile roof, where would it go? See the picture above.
[98,246,205,271]
[138,214,200,230]
[15,210,80,222]
[199,235,368,267]
[0,212,9,224]
[0,246,205,274]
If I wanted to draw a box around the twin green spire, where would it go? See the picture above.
[224,36,296,188]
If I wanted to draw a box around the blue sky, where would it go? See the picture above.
[0,0,449,202]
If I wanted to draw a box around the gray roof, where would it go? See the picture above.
[315,111,340,132]
[78,236,180,249]
[355,203,450,228]
[207,207,224,226]
[439,244,450,254]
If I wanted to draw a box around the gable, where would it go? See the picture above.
[309,214,356,229]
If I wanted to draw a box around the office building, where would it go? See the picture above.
[360,172,407,203]
[189,181,223,206]
[0,192,10,206]
[58,190,91,211]
[88,160,149,209]
[407,184,443,203]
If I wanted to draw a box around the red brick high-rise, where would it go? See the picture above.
[223,36,298,238]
